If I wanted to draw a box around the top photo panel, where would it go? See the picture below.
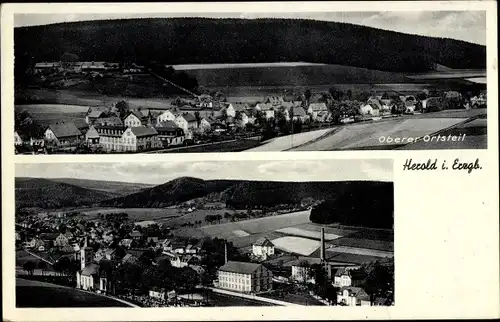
[14,10,488,154]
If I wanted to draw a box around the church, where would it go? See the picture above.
[76,239,112,294]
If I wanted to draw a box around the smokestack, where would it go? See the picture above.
[224,242,228,264]
[320,227,325,262]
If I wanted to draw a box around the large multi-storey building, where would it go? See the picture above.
[85,124,162,152]
[217,261,273,294]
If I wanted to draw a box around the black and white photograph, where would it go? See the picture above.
[13,10,487,154]
[15,159,394,307]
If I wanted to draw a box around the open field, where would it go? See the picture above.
[401,112,487,150]
[182,64,409,88]
[200,210,311,235]
[275,227,342,241]
[248,128,335,151]
[327,237,394,252]
[271,236,321,256]
[15,104,87,126]
[328,246,394,258]
[290,117,468,151]
[77,207,181,222]
[16,278,131,307]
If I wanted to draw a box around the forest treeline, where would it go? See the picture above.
[15,18,486,77]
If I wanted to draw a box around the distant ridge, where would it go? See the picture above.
[15,17,486,75]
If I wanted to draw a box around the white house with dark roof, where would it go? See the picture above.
[254,103,275,119]
[174,113,198,133]
[155,121,185,147]
[252,237,275,259]
[217,261,273,293]
[337,286,371,306]
[44,121,83,146]
[307,103,328,120]
[156,110,177,124]
[124,111,149,127]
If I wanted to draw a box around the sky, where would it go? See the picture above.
[14,11,486,45]
[15,159,393,185]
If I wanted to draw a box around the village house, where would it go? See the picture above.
[307,103,328,120]
[252,237,275,260]
[289,105,308,122]
[360,102,380,117]
[155,121,185,147]
[174,113,198,133]
[94,116,123,127]
[337,286,371,306]
[254,103,275,120]
[28,238,46,251]
[291,262,312,283]
[333,268,367,287]
[54,233,71,248]
[119,239,134,249]
[156,110,177,124]
[130,230,143,240]
[198,118,212,132]
[265,96,285,106]
[14,131,23,146]
[86,124,162,152]
[33,62,61,74]
[85,109,106,125]
[124,111,148,127]
[44,121,83,146]
[222,103,237,118]
[217,261,273,293]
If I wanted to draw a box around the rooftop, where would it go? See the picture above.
[218,261,263,274]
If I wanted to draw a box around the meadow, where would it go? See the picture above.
[76,207,181,222]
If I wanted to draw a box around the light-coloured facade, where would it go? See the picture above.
[337,287,371,306]
[124,113,143,127]
[217,261,273,294]
[156,110,176,124]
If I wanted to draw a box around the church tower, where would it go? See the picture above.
[80,237,94,270]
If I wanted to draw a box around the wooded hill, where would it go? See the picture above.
[15,18,485,74]
[15,178,119,209]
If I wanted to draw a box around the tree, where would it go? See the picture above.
[115,100,130,119]
[304,89,312,105]
[194,111,201,127]
[23,261,36,275]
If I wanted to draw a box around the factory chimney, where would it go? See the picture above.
[320,227,326,262]
[224,242,228,264]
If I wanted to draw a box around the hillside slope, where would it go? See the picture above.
[101,177,393,212]
[48,178,154,196]
[15,18,485,76]
[15,178,118,209]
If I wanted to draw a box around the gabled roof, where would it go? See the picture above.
[339,286,370,301]
[367,99,382,110]
[290,106,307,117]
[130,126,158,137]
[126,110,147,121]
[265,96,285,105]
[87,110,104,118]
[130,230,143,237]
[47,122,82,139]
[232,103,250,112]
[95,116,123,126]
[308,103,328,111]
[254,237,273,247]
[180,113,197,123]
[257,103,274,111]
[218,261,263,274]
[155,121,178,131]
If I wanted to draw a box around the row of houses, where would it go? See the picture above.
[33,61,143,75]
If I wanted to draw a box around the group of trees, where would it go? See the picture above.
[15,110,45,139]
[150,64,199,92]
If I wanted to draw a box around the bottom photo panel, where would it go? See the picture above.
[14,159,394,308]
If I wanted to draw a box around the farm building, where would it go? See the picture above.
[156,110,177,124]
[44,121,83,146]
[333,268,367,287]
[217,261,273,293]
